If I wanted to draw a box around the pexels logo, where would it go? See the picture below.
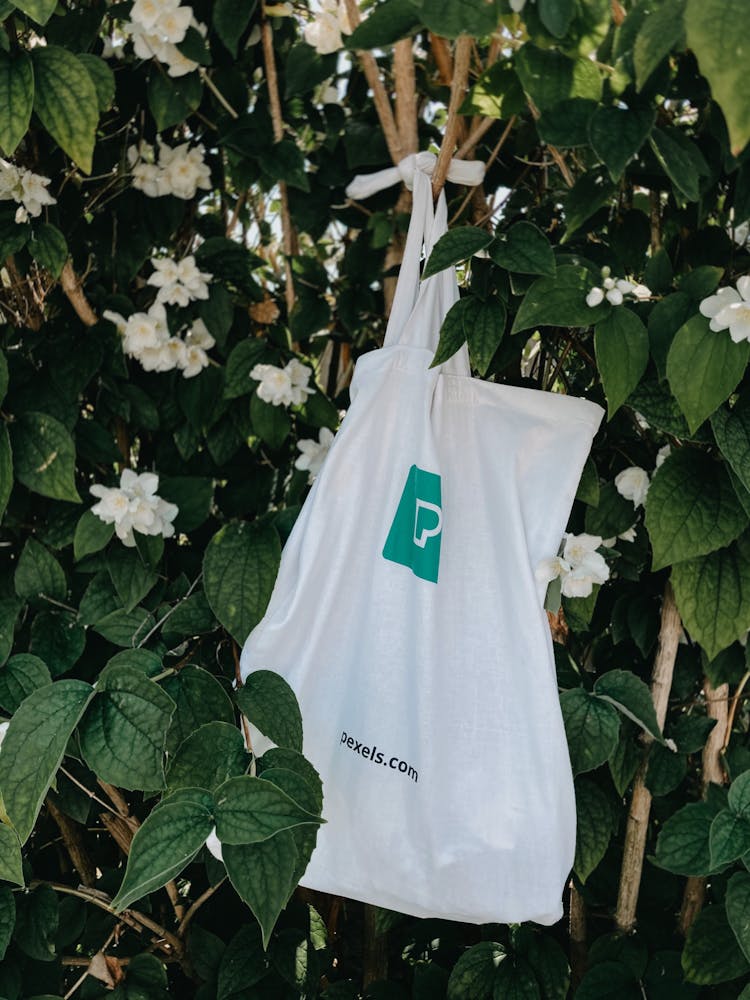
[382,465,442,583]
[340,731,418,783]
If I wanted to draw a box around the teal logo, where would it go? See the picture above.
[382,465,442,584]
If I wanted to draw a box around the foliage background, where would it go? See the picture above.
[1,0,750,996]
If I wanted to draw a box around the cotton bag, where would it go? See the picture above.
[240,158,604,925]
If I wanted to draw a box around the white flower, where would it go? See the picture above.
[586,268,650,309]
[129,139,211,200]
[131,0,177,32]
[303,0,352,54]
[655,444,671,469]
[700,276,750,344]
[90,469,178,547]
[148,254,211,305]
[602,525,637,547]
[536,532,610,600]
[586,287,604,308]
[127,0,202,74]
[106,301,214,377]
[0,720,9,752]
[185,317,215,350]
[121,302,169,357]
[509,0,527,10]
[615,466,650,508]
[295,427,334,482]
[180,344,210,378]
[0,159,56,222]
[251,359,314,407]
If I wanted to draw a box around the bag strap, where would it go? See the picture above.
[383,166,471,376]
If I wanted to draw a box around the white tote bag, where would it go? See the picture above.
[240,163,604,926]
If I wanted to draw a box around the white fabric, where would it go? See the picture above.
[345,151,485,201]
[240,165,604,925]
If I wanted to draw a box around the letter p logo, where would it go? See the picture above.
[383,465,442,583]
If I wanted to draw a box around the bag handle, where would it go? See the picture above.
[383,164,471,375]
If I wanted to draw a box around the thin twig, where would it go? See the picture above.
[136,573,202,648]
[432,35,472,199]
[60,260,98,327]
[456,116,495,159]
[449,115,516,226]
[59,768,122,818]
[201,68,238,119]
[723,670,750,752]
[177,876,227,936]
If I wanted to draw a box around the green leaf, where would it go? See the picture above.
[671,536,750,659]
[514,45,601,111]
[250,393,292,449]
[678,265,723,302]
[709,809,750,868]
[0,885,16,959]
[576,458,600,507]
[214,774,322,845]
[585,482,636,538]
[645,450,748,570]
[31,45,99,174]
[14,537,67,604]
[11,0,55,23]
[464,297,506,376]
[262,767,322,886]
[217,925,268,999]
[346,0,420,48]
[203,522,281,645]
[13,884,57,961]
[79,665,175,791]
[213,0,257,57]
[0,50,33,155]
[168,721,248,793]
[594,307,649,418]
[93,606,155,647]
[261,748,323,811]
[593,669,662,741]
[574,777,615,882]
[649,128,704,203]
[10,411,80,502]
[537,0,575,37]
[575,963,640,1000]
[77,53,115,112]
[422,227,493,280]
[159,476,213,533]
[726,871,750,964]
[224,338,266,398]
[634,0,686,90]
[147,70,202,132]
[0,825,23,887]
[512,266,608,334]
[430,297,470,369]
[492,955,540,1000]
[647,292,693,380]
[447,941,506,1000]
[0,653,51,714]
[236,670,302,752]
[0,425,11,523]
[0,679,92,843]
[29,223,67,278]
[588,106,655,181]
[73,509,113,561]
[29,610,85,678]
[408,0,501,38]
[111,800,214,912]
[259,139,309,192]
[489,222,555,277]
[460,61,525,119]
[106,546,158,613]
[713,396,750,497]
[682,904,750,984]
[666,316,749,434]
[561,171,616,241]
[560,688,621,774]
[645,744,687,797]
[536,98,597,147]
[685,0,750,155]
[515,932,569,1000]
[729,770,750,815]
[162,665,235,754]
[223,833,298,948]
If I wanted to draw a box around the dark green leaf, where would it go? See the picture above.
[147,70,202,132]
[14,537,66,604]
[168,721,248,793]
[77,53,115,112]
[203,522,281,645]
[574,777,615,882]
[13,884,57,961]
[223,833,299,948]
[225,338,266,398]
[73,509,113,561]
[575,962,640,1000]
[29,223,67,278]
[671,536,750,659]
[489,222,555,277]
[79,665,175,791]
[10,411,80,502]
[408,0,501,39]
[682,904,750,984]
[536,98,597,147]
[588,106,655,181]
[0,886,16,959]
[634,0,686,90]
[0,425,10,523]
[217,925,268,999]
[31,45,99,173]
[346,0,420,49]
[585,482,637,538]
[250,393,292,449]
[512,266,608,334]
[594,669,662,741]
[447,941,506,1000]
[464,296,506,376]
[0,679,92,843]
[0,825,23,887]
[648,292,693,380]
[650,128,701,202]
[0,50,33,155]
[163,665,235,754]
[430,297,470,368]
[107,546,159,613]
[594,307,649,418]
[666,316,749,434]
[560,688,620,774]
[214,774,322,845]
[422,227,493,280]
[713,396,750,497]
[709,809,750,868]
[213,0,257,57]
[562,171,616,240]
[726,871,750,964]
[492,955,540,1000]
[0,653,50,714]
[514,45,601,111]
[538,0,575,37]
[112,800,214,912]
[236,670,302,752]
[11,0,55,22]
[516,932,569,1000]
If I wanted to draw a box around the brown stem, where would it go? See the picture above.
[343,0,404,164]
[432,35,472,200]
[649,190,662,253]
[393,39,418,156]
[678,676,730,934]
[261,16,298,325]
[46,798,97,888]
[60,260,98,327]
[723,671,749,753]
[568,880,588,989]
[176,876,227,936]
[456,116,495,160]
[614,583,681,933]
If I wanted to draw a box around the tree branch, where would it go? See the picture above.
[614,583,681,933]
[432,35,472,199]
[60,260,98,327]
